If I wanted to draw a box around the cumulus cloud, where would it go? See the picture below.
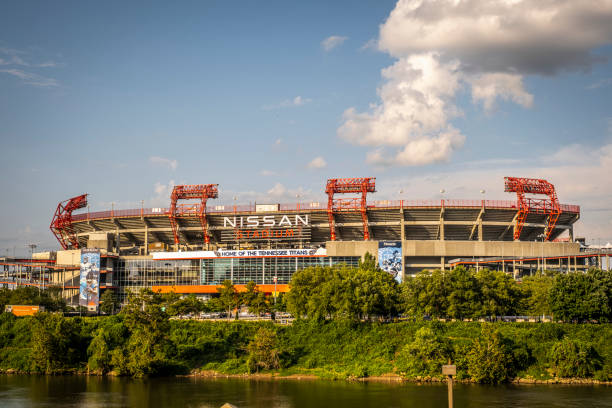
[149,156,178,170]
[260,169,277,176]
[322,35,348,51]
[307,156,327,169]
[339,53,465,165]
[469,73,534,111]
[339,0,612,166]
[378,0,612,75]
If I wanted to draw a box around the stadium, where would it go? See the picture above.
[1,176,609,310]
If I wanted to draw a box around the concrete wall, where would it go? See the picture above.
[56,249,81,266]
[327,240,581,258]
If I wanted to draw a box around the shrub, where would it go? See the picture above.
[247,327,280,373]
[549,337,602,378]
[395,327,451,377]
[466,325,513,383]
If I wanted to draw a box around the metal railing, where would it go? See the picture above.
[70,199,580,222]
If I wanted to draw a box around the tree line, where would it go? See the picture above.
[285,253,612,322]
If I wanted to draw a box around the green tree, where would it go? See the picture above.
[119,289,176,376]
[466,325,513,384]
[549,337,602,378]
[241,281,259,312]
[447,267,481,319]
[217,280,239,320]
[166,294,204,316]
[475,269,522,317]
[549,270,611,322]
[395,327,451,377]
[30,313,82,373]
[99,290,120,315]
[246,327,280,373]
[519,272,555,316]
[401,269,449,317]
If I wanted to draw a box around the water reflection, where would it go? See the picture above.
[0,375,609,408]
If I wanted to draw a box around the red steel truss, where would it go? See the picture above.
[325,178,376,241]
[169,184,218,246]
[50,194,88,250]
[504,177,561,241]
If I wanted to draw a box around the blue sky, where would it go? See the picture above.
[1,0,611,255]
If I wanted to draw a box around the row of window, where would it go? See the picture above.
[112,256,360,291]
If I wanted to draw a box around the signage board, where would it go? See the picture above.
[154,247,326,260]
[79,249,100,308]
[220,214,311,242]
[378,241,403,283]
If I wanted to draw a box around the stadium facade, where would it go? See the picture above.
[1,176,610,308]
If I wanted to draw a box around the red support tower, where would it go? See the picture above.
[326,178,376,241]
[169,184,218,246]
[50,194,88,250]
[504,177,561,241]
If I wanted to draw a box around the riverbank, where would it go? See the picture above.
[0,313,610,384]
[1,368,610,386]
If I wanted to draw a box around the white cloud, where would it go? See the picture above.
[377,142,612,241]
[260,169,276,176]
[338,53,465,165]
[307,156,327,169]
[469,73,534,111]
[0,69,58,87]
[360,38,378,51]
[262,96,312,110]
[267,183,287,197]
[378,0,612,75]
[587,78,612,90]
[149,156,178,170]
[321,35,348,51]
[0,47,61,87]
[339,0,612,167]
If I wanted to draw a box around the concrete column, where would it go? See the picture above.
[569,226,574,242]
[400,209,406,241]
[115,229,120,254]
[441,256,445,271]
[144,225,149,255]
[439,219,445,241]
[512,260,517,279]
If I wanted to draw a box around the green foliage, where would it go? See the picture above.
[475,269,522,317]
[286,263,399,321]
[217,280,239,319]
[466,325,513,384]
[0,286,67,312]
[395,327,451,377]
[99,290,120,315]
[549,269,611,322]
[246,327,280,373]
[30,312,85,373]
[0,311,609,381]
[548,337,602,378]
[166,294,205,316]
[519,273,555,316]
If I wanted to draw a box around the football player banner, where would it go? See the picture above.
[378,241,402,283]
[79,249,100,308]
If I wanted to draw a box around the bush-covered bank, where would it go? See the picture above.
[0,313,609,383]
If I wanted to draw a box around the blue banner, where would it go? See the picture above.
[378,241,402,283]
[79,249,100,308]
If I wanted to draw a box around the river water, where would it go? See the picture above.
[0,375,610,408]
